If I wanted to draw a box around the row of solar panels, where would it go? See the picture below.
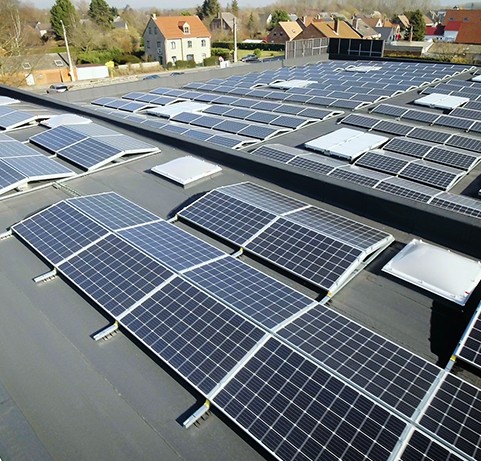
[8,188,481,461]
[0,105,46,131]
[372,103,481,134]
[248,143,481,220]
[0,135,75,195]
[128,87,341,120]
[29,123,157,171]
[339,113,481,154]
[456,303,481,372]
[422,81,481,101]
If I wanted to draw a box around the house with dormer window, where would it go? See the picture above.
[143,14,211,65]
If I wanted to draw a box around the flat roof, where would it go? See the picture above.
[1,58,481,461]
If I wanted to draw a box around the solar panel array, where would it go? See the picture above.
[178,182,394,292]
[422,80,481,101]
[29,123,157,170]
[372,103,481,133]
[13,187,481,461]
[0,134,75,195]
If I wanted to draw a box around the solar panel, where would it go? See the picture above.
[375,177,440,203]
[399,431,465,461]
[118,220,224,272]
[340,114,381,130]
[288,154,344,175]
[214,119,249,134]
[446,134,481,153]
[465,101,481,111]
[69,192,160,231]
[356,151,412,175]
[96,134,155,154]
[251,101,283,112]
[203,106,232,116]
[170,112,202,124]
[278,303,440,417]
[178,190,276,246]
[372,120,414,136]
[190,115,222,129]
[225,107,255,119]
[0,140,44,158]
[213,337,407,461]
[429,192,481,219]
[30,126,87,153]
[245,217,363,290]
[184,256,314,328]
[408,127,452,144]
[433,115,475,130]
[399,160,465,190]
[329,165,392,188]
[3,155,75,181]
[249,144,297,163]
[457,309,481,370]
[419,373,481,461]
[371,104,407,117]
[59,234,174,318]
[12,201,108,265]
[206,134,246,149]
[121,276,265,394]
[382,138,433,158]
[238,124,282,140]
[401,109,440,124]
[297,107,335,119]
[161,124,189,135]
[182,129,214,142]
[0,161,26,193]
[424,146,479,170]
[221,182,305,215]
[57,137,123,170]
[245,112,279,124]
[331,98,365,109]
[68,123,117,137]
[0,109,37,130]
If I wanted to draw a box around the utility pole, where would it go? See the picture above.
[233,17,238,63]
[61,19,76,82]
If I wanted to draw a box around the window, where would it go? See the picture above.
[154,28,157,34]
[146,40,150,48]
[171,41,176,49]
[183,24,190,34]
[22,62,31,70]
[186,54,194,61]
[148,27,152,34]
[172,56,177,63]
[157,41,161,47]
[187,40,192,48]
[202,53,206,59]
[201,39,206,47]
[54,59,63,67]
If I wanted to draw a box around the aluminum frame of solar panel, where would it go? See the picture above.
[419,373,481,461]
[278,303,441,417]
[178,190,277,246]
[12,201,109,265]
[59,233,174,318]
[213,337,407,461]
[184,256,314,329]
[399,160,465,190]
[121,276,265,394]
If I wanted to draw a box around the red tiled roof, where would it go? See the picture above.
[456,22,481,44]
[425,25,444,35]
[445,21,462,31]
[444,9,481,24]
[153,16,210,39]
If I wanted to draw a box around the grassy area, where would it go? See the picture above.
[237,49,284,59]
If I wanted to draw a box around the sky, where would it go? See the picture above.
[34,0,273,9]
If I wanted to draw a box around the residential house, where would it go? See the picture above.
[266,21,303,44]
[293,19,362,40]
[443,9,481,45]
[393,14,410,30]
[210,12,237,34]
[375,26,398,42]
[113,16,128,30]
[425,24,445,41]
[143,14,211,65]
[351,18,381,39]
[360,17,394,29]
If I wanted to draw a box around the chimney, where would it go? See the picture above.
[334,18,340,34]
[354,17,360,30]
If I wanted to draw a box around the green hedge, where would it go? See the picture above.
[212,41,284,51]
[203,56,218,66]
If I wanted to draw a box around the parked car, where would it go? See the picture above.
[143,74,162,80]
[241,54,261,62]
[46,83,69,94]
